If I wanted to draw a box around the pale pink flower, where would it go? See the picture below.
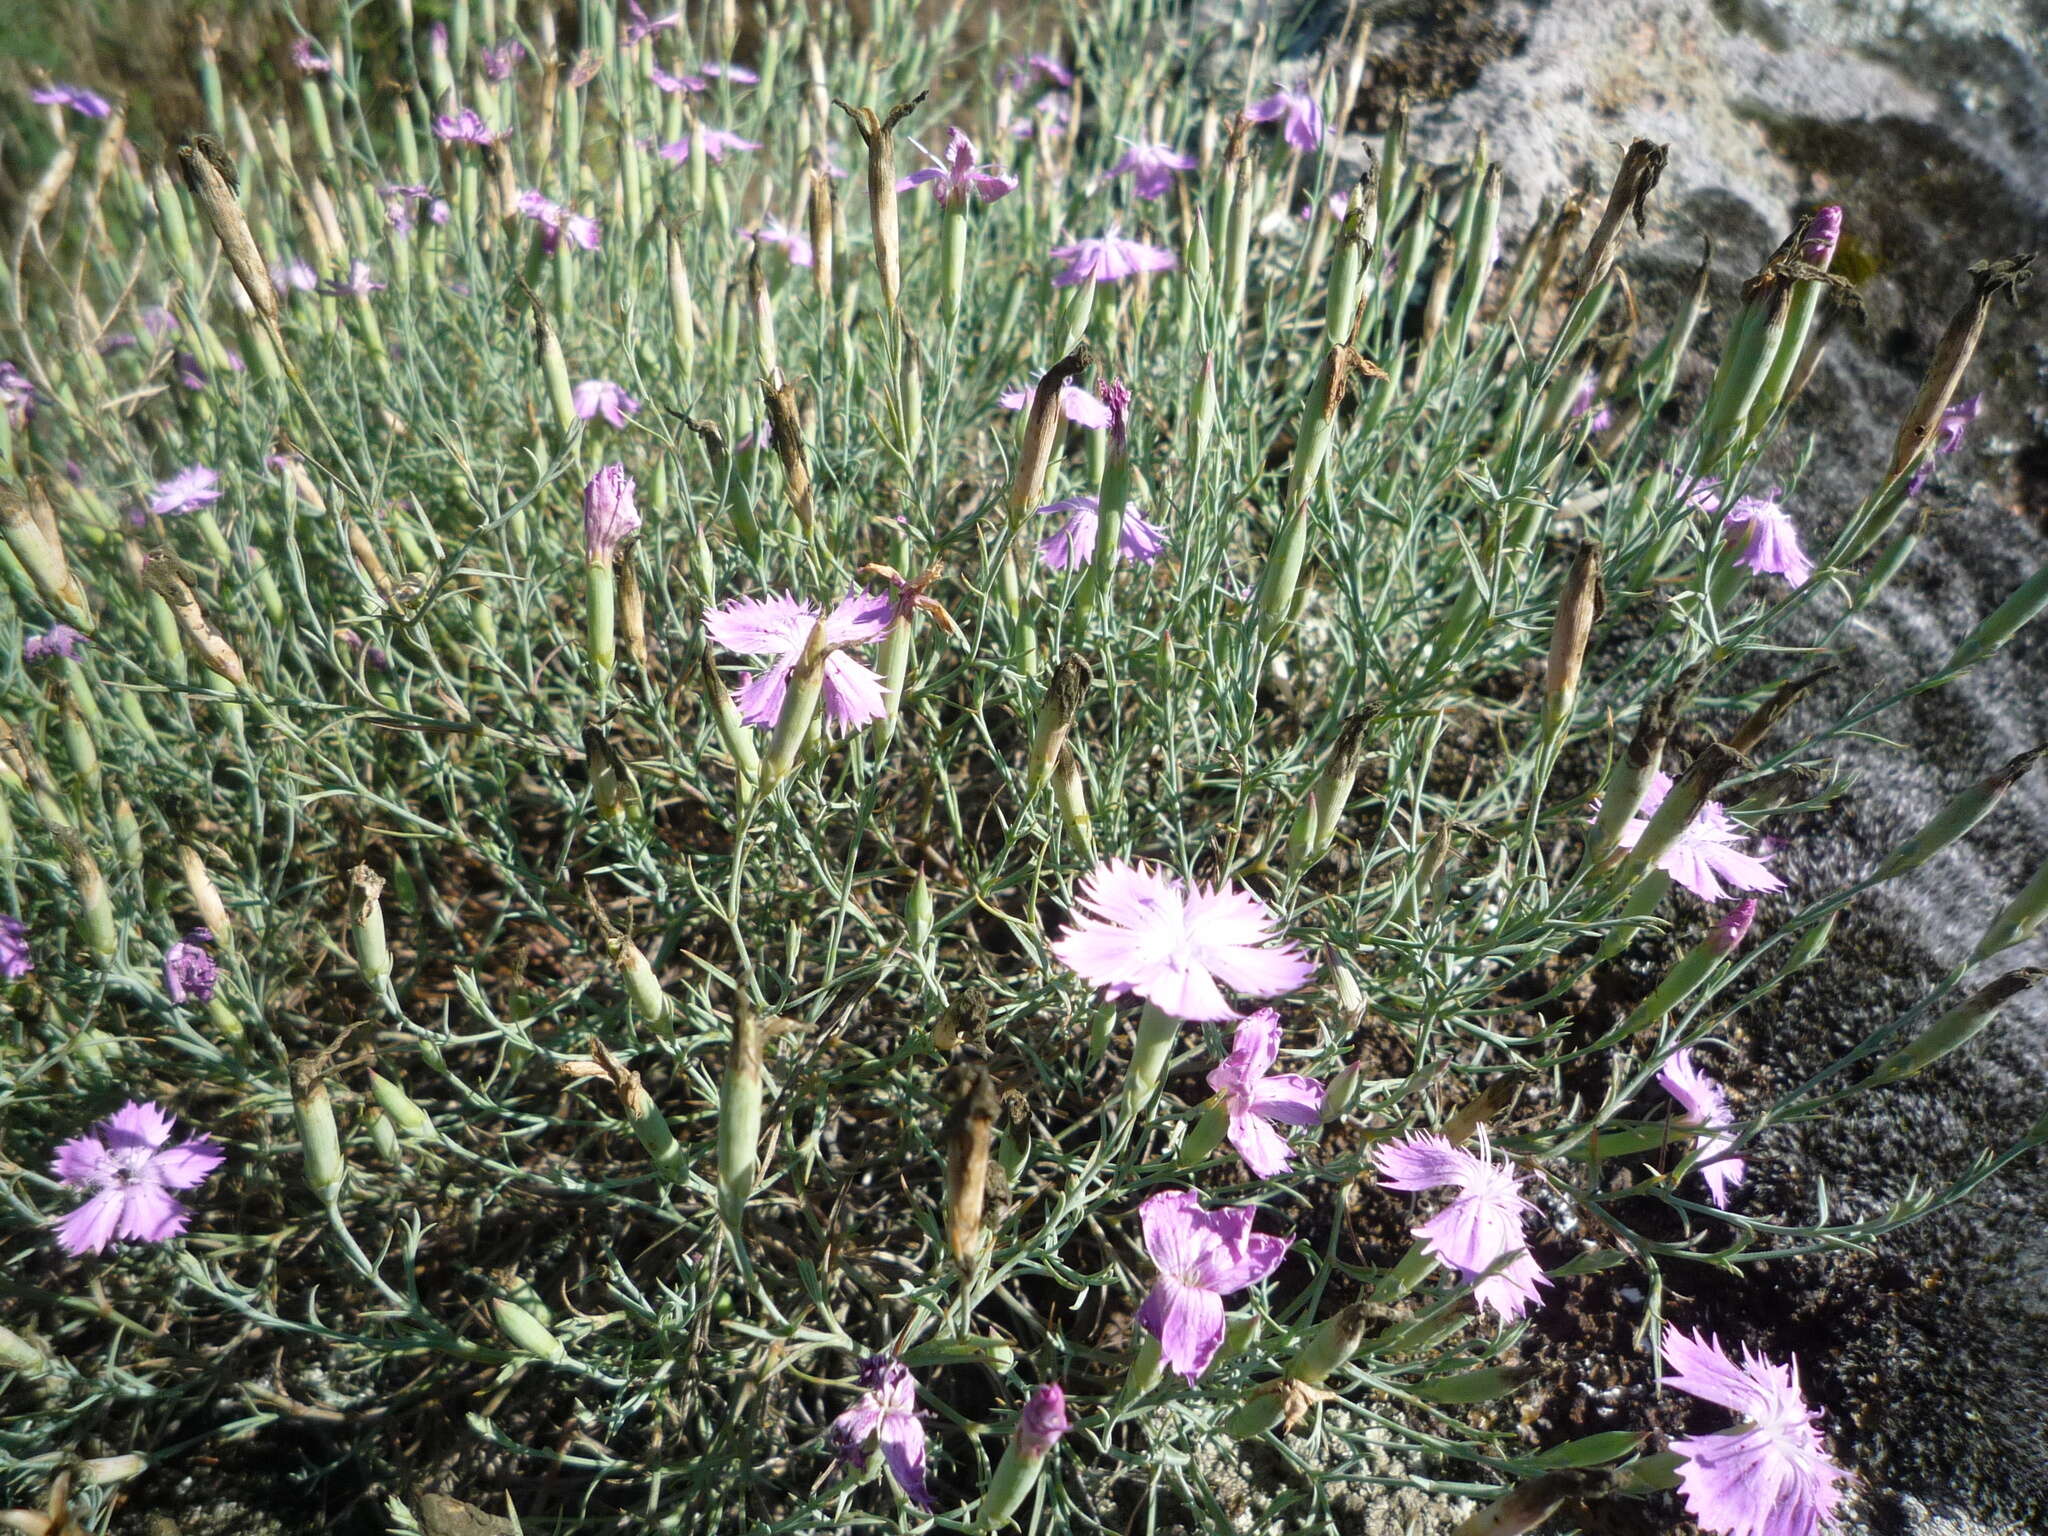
[1109,140,1198,201]
[50,1101,224,1256]
[703,590,895,734]
[1373,1129,1549,1320]
[829,1355,933,1509]
[572,379,642,429]
[657,127,761,163]
[1035,494,1167,571]
[1721,489,1814,588]
[1049,230,1177,286]
[897,127,1017,206]
[1050,859,1314,1023]
[1659,1048,1745,1208]
[1206,1009,1324,1177]
[582,465,640,560]
[652,66,706,94]
[1617,772,1786,902]
[1245,84,1328,152]
[739,217,814,267]
[1661,1325,1849,1536]
[433,108,496,146]
[1136,1188,1288,1380]
[999,377,1111,430]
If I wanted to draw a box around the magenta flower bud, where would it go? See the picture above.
[0,915,32,980]
[164,928,220,1005]
[23,624,87,663]
[582,465,640,561]
[1015,1383,1069,1457]
[1709,898,1759,955]
[1099,378,1132,456]
[1799,205,1843,265]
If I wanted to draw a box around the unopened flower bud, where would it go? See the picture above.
[1453,1472,1614,1536]
[1943,559,2048,677]
[1049,744,1095,860]
[1974,850,2048,961]
[718,997,765,1224]
[701,646,762,786]
[491,1295,569,1363]
[1288,705,1380,865]
[1177,1099,1230,1166]
[1321,1060,1370,1123]
[290,1058,346,1201]
[1027,654,1090,793]
[583,725,636,822]
[941,1064,999,1268]
[906,867,934,947]
[176,842,234,951]
[369,1070,432,1135]
[1866,968,2045,1087]
[0,1325,53,1378]
[582,464,640,563]
[1710,898,1758,954]
[759,620,830,789]
[1542,539,1604,735]
[347,863,391,987]
[55,829,116,961]
[534,300,576,435]
[1873,745,2044,883]
[980,1384,1070,1528]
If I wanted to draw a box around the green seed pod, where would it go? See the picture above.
[1865,968,2045,1087]
[491,1295,569,1364]
[1287,1300,1378,1385]
[369,1070,433,1136]
[290,1059,346,1202]
[1872,746,2044,883]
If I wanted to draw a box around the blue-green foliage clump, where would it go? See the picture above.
[1,2,2044,1532]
